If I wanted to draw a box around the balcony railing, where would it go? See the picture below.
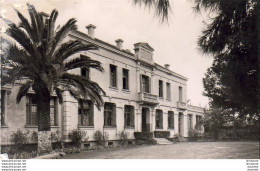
[177,101,187,109]
[138,92,158,105]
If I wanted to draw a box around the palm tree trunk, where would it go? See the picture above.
[36,88,52,155]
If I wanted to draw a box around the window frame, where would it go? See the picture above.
[110,64,117,88]
[159,80,163,98]
[168,111,174,129]
[122,68,129,90]
[155,109,163,129]
[166,82,171,100]
[141,74,150,93]
[104,103,116,127]
[124,105,135,127]
[78,100,94,127]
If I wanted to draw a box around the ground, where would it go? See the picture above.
[64,141,259,159]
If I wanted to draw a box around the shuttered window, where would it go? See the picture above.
[104,103,116,127]
[78,100,94,126]
[124,105,135,127]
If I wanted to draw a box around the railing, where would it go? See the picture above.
[187,105,204,112]
[177,101,187,109]
[138,92,158,105]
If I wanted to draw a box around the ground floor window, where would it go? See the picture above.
[78,100,94,126]
[188,114,192,131]
[156,109,163,129]
[124,105,134,127]
[168,111,174,129]
[26,94,58,126]
[1,90,6,126]
[104,103,116,127]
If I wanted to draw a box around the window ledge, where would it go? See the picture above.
[155,128,164,130]
[159,97,164,100]
[25,125,38,128]
[122,89,130,93]
[1,125,9,128]
[51,126,59,128]
[124,126,135,129]
[168,128,174,130]
[109,86,118,91]
[104,126,117,129]
[166,99,171,101]
[78,126,94,129]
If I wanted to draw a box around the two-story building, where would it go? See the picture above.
[0,24,204,146]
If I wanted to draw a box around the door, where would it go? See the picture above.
[142,108,147,132]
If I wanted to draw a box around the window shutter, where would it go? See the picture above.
[130,107,135,127]
[112,104,116,127]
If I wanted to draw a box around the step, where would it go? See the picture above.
[154,138,173,145]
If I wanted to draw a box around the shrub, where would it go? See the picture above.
[9,151,37,159]
[51,130,61,143]
[93,130,109,146]
[10,129,30,152]
[134,132,153,140]
[69,129,89,147]
[118,131,129,146]
[30,131,38,143]
[154,131,170,138]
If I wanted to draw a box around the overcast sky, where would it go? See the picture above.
[1,0,213,107]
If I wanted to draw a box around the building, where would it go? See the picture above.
[0,24,204,147]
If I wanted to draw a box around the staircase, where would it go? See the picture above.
[154,138,173,145]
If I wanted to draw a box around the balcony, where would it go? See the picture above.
[177,101,187,110]
[138,92,158,105]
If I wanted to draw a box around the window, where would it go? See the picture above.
[26,94,58,126]
[81,67,90,79]
[122,69,129,90]
[168,111,174,129]
[1,90,6,126]
[188,114,192,131]
[110,65,117,88]
[166,83,171,100]
[124,105,134,127]
[179,86,183,102]
[141,75,150,93]
[104,103,116,127]
[78,100,94,126]
[159,80,163,97]
[196,115,202,125]
[156,109,163,129]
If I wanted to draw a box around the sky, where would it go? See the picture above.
[0,0,213,107]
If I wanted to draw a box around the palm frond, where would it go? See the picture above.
[64,54,103,72]
[16,80,33,103]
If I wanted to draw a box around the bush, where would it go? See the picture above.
[10,129,30,152]
[134,132,153,140]
[118,131,129,146]
[51,130,61,143]
[9,151,37,159]
[188,129,204,141]
[30,131,38,143]
[154,131,170,138]
[93,130,109,146]
[69,129,89,147]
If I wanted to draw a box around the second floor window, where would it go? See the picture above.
[81,67,90,79]
[141,75,150,93]
[166,83,171,100]
[179,86,183,102]
[159,80,163,97]
[122,69,129,90]
[104,103,116,127]
[110,65,117,88]
[78,100,94,126]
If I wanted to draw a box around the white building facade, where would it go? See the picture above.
[0,24,204,145]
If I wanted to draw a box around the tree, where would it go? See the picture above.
[3,4,105,154]
[132,0,171,23]
[195,0,259,118]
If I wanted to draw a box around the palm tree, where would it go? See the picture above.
[3,4,105,154]
[132,0,171,23]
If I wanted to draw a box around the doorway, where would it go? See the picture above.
[142,108,150,132]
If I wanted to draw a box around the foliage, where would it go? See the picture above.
[9,151,37,159]
[51,130,61,143]
[132,0,171,23]
[63,147,81,154]
[134,132,153,140]
[154,131,170,138]
[10,129,30,152]
[117,131,129,146]
[68,129,89,147]
[30,131,38,143]
[93,130,109,146]
[3,4,105,133]
[194,0,259,119]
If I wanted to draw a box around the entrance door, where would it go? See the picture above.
[142,108,147,132]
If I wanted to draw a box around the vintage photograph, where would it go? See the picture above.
[0,0,259,162]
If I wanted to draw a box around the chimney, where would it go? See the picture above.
[164,64,170,69]
[115,39,123,50]
[86,24,96,38]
